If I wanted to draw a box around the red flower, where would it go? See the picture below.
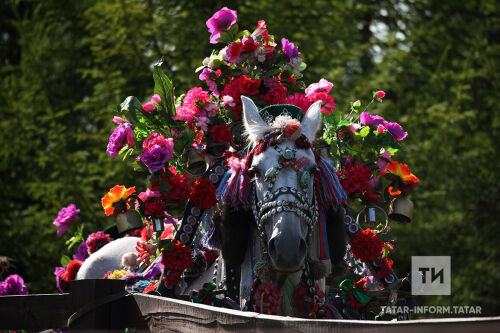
[376,257,394,280]
[142,281,159,294]
[211,125,234,143]
[221,76,243,116]
[336,162,373,197]
[165,172,191,201]
[286,93,311,114]
[307,91,336,115]
[190,178,218,209]
[242,37,259,53]
[61,260,82,283]
[259,82,287,106]
[293,283,324,316]
[161,240,193,272]
[350,228,384,263]
[163,271,182,287]
[227,42,243,63]
[362,190,380,203]
[239,75,261,95]
[136,241,157,266]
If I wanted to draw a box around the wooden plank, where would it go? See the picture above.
[131,294,500,333]
[0,294,70,330]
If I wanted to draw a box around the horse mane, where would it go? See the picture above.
[220,205,254,266]
[326,206,347,266]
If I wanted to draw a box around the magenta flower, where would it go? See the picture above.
[377,150,392,172]
[281,38,300,62]
[305,78,333,96]
[106,122,135,158]
[151,94,161,104]
[173,105,197,123]
[376,90,386,99]
[360,112,384,126]
[73,242,89,262]
[141,146,172,173]
[142,101,156,113]
[53,204,80,235]
[206,7,237,44]
[0,274,28,295]
[377,124,384,134]
[383,120,407,141]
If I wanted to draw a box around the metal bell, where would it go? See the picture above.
[206,141,228,158]
[185,148,207,176]
[388,197,414,223]
[116,210,144,235]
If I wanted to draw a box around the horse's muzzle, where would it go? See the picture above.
[268,234,307,272]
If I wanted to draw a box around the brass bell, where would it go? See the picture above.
[116,210,144,235]
[206,141,228,158]
[388,197,414,223]
[185,147,207,176]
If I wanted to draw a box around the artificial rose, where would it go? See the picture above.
[206,7,237,44]
[350,228,384,263]
[305,78,333,96]
[242,37,259,53]
[106,122,135,158]
[239,75,261,95]
[142,133,174,152]
[211,125,233,143]
[141,146,172,173]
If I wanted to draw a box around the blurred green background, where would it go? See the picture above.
[0,0,499,316]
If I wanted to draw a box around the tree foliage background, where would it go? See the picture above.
[1,0,499,316]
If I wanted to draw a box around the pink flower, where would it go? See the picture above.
[286,93,311,114]
[142,101,156,113]
[113,116,124,124]
[251,20,267,39]
[206,7,237,44]
[376,90,385,99]
[151,94,161,104]
[173,105,197,123]
[196,116,210,132]
[377,150,392,172]
[183,87,211,110]
[353,100,361,107]
[106,122,135,158]
[360,112,384,126]
[377,124,385,134]
[305,78,333,96]
[221,95,235,107]
[204,103,218,117]
[382,120,407,141]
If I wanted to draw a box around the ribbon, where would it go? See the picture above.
[192,282,217,304]
[339,279,372,308]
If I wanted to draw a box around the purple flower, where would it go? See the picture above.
[141,145,172,173]
[360,112,385,126]
[377,150,392,172]
[106,122,135,158]
[73,242,89,262]
[0,274,27,295]
[383,120,408,141]
[206,7,237,44]
[281,38,300,62]
[53,204,80,235]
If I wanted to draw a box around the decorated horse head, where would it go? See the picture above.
[215,96,348,313]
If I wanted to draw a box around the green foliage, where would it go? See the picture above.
[0,0,499,317]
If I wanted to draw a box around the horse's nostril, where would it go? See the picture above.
[299,238,307,255]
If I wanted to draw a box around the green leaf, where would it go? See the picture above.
[153,65,176,119]
[300,62,307,71]
[359,126,370,138]
[158,177,169,196]
[60,255,71,267]
[265,67,281,77]
[228,23,238,38]
[338,119,352,127]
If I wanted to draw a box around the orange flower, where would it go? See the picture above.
[101,185,136,216]
[386,161,419,184]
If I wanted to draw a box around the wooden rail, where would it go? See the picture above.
[0,279,499,332]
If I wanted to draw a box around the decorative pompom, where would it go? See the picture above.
[161,240,193,272]
[284,122,301,140]
[61,260,82,283]
[121,252,138,268]
[349,228,384,263]
[190,178,218,209]
[310,261,327,280]
[85,231,111,254]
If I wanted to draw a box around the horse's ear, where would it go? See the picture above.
[301,100,322,142]
[242,96,270,146]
